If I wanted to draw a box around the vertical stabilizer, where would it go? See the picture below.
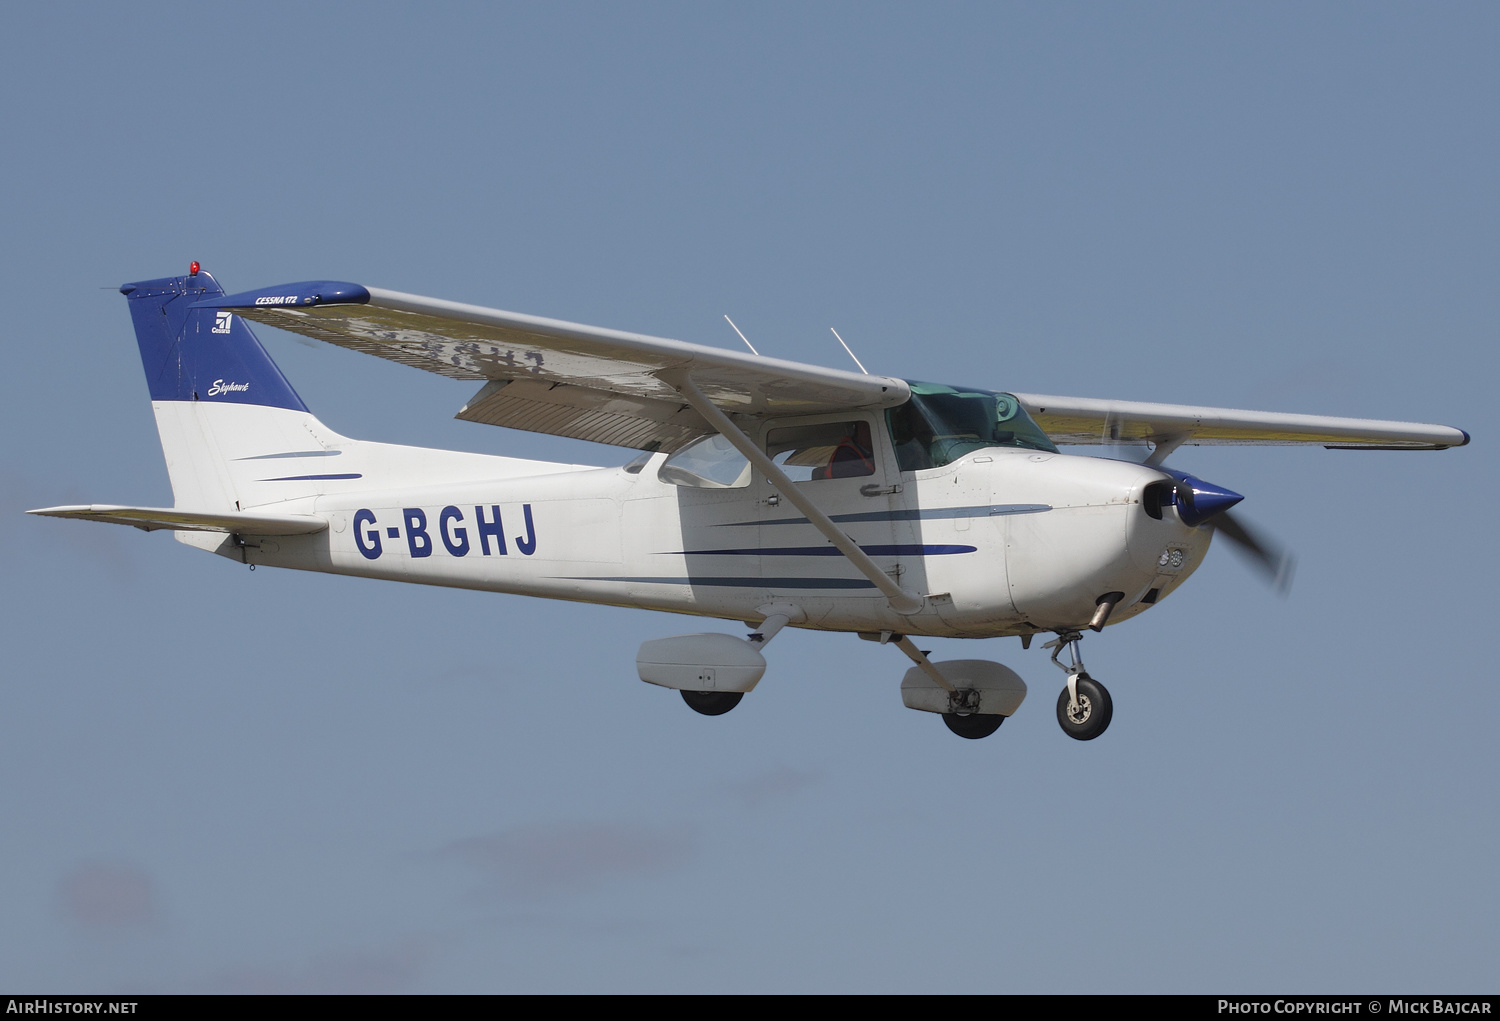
[122,268,307,412]
[120,267,345,512]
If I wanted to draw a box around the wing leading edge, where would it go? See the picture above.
[196,283,909,453]
[1013,393,1469,451]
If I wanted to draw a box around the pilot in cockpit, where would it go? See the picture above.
[813,421,876,479]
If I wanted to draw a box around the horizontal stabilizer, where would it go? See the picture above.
[28,505,327,535]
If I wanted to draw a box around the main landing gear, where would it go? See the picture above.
[653,610,797,717]
[680,690,744,716]
[1043,630,1113,741]
[868,633,1026,740]
[943,712,1003,740]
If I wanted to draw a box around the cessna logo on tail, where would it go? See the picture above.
[212,311,233,334]
[207,379,250,396]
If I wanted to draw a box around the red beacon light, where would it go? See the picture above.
[189,261,200,276]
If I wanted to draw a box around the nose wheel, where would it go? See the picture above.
[1043,630,1114,741]
[1055,673,1112,740]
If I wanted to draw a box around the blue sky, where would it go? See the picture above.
[1,2,1495,992]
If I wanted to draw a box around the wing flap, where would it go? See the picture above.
[456,379,710,452]
[28,505,328,535]
[1013,393,1469,450]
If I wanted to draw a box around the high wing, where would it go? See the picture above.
[1013,393,1468,451]
[196,282,908,453]
[196,281,1465,454]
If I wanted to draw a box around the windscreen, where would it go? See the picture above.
[886,381,1057,471]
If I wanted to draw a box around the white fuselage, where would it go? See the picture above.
[184,406,1210,639]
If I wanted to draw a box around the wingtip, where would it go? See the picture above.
[193,281,371,310]
[27,505,94,517]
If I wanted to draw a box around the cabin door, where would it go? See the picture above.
[753,412,903,609]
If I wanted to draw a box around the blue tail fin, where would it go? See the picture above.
[120,268,308,411]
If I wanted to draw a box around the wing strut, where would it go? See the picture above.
[892,635,957,692]
[666,373,925,615]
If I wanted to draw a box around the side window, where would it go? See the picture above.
[621,448,657,475]
[658,434,751,489]
[887,400,934,472]
[766,421,876,482]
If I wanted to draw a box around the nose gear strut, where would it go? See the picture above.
[1042,630,1114,741]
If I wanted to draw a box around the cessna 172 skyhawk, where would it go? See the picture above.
[32,266,1470,740]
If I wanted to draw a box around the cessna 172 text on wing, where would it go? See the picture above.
[32,266,1470,740]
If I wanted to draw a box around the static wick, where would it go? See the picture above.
[724,315,759,355]
[830,328,869,374]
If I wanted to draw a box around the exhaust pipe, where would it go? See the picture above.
[1089,591,1125,632]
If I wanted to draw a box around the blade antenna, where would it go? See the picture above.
[723,315,759,356]
[830,328,869,374]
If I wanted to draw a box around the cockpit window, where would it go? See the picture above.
[886,381,1057,471]
[766,420,876,482]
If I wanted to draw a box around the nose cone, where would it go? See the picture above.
[1163,470,1244,527]
[1183,482,1243,525]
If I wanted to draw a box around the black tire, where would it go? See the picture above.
[1056,674,1112,741]
[943,713,1004,740]
[681,689,744,716]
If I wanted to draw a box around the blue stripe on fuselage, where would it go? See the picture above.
[258,473,363,481]
[669,544,976,557]
[718,504,1051,528]
[566,575,877,589]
